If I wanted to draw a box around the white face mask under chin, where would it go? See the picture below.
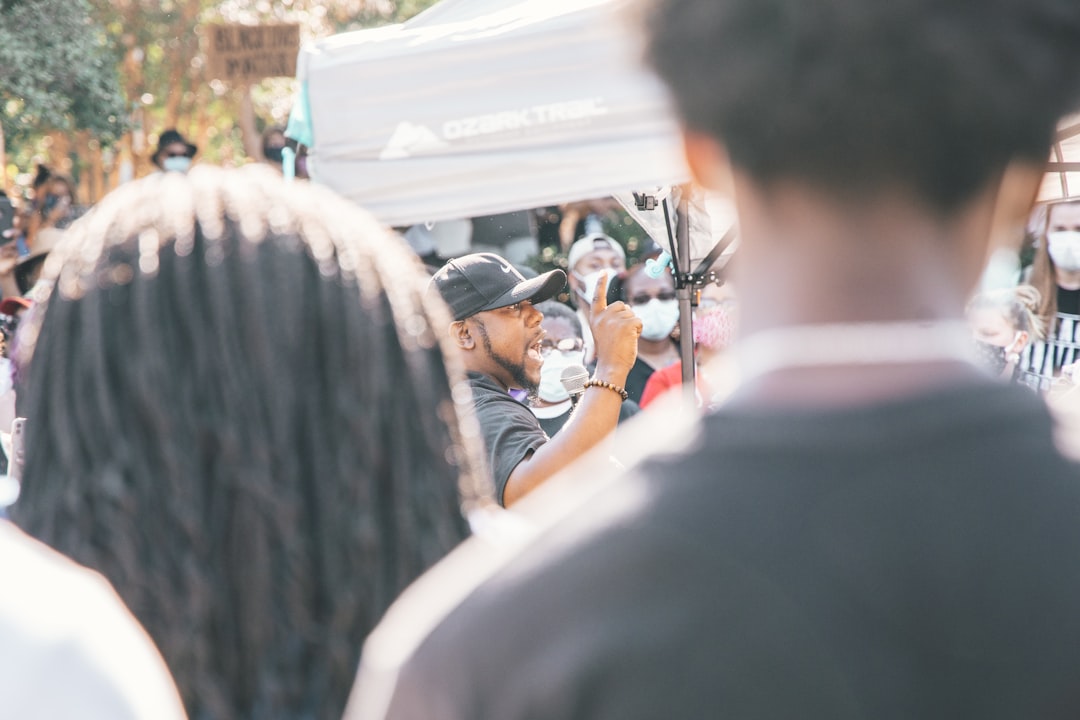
[1047,231,1080,272]
[537,350,586,402]
[633,298,679,341]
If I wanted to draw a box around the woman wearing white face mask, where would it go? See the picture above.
[1024,199,1080,389]
[619,263,680,405]
[529,301,639,436]
[640,279,741,409]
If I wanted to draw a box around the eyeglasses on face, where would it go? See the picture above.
[539,337,585,356]
[629,291,676,306]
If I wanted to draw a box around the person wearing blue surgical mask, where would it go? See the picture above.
[152,129,197,174]
[529,301,638,436]
[619,262,680,405]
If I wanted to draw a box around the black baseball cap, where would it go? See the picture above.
[430,253,566,321]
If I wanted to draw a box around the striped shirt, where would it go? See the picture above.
[1019,310,1080,391]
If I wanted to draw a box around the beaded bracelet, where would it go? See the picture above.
[583,378,629,401]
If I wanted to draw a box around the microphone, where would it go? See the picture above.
[560,364,589,408]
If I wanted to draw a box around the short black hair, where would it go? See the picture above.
[644,0,1080,213]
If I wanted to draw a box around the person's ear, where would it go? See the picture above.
[451,320,475,350]
[682,129,735,196]
[1010,330,1029,354]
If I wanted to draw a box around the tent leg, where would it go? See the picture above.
[675,192,696,402]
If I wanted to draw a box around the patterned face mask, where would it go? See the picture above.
[973,339,1008,376]
[693,306,736,351]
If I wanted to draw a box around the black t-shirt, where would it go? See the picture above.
[467,372,548,505]
[1057,285,1080,316]
[353,378,1080,719]
[534,405,571,437]
[623,357,665,406]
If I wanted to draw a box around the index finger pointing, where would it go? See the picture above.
[591,270,610,314]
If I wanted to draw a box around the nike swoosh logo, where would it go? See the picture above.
[501,265,513,273]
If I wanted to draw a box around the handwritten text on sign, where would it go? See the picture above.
[206,24,300,84]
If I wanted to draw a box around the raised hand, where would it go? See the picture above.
[589,270,641,383]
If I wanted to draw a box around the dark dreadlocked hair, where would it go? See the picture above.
[11,165,492,720]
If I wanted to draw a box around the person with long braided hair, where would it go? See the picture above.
[10,165,489,720]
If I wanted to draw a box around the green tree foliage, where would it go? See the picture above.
[85,0,440,165]
[0,0,127,149]
[2,0,439,190]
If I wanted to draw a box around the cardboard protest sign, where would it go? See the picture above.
[206,24,300,84]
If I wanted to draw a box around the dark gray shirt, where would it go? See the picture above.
[467,372,548,505]
[353,377,1080,720]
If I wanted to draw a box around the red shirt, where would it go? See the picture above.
[639,361,713,408]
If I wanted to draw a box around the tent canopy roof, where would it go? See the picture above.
[290,0,688,227]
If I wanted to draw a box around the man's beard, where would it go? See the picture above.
[475,320,539,397]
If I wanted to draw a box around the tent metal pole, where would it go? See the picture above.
[675,190,695,398]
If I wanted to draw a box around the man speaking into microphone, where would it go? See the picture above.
[430,253,641,506]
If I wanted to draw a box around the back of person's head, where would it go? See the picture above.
[11,165,486,720]
[644,0,1080,213]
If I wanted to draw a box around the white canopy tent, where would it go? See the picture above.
[288,0,691,229]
